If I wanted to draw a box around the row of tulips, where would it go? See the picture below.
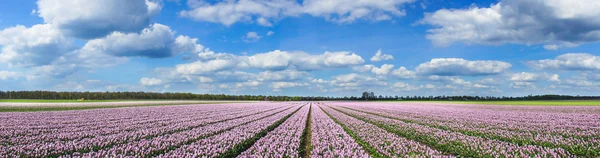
[69,104,298,157]
[310,102,370,158]
[320,105,447,157]
[155,104,304,157]
[0,103,293,157]
[238,103,310,157]
[329,104,573,157]
[339,103,600,156]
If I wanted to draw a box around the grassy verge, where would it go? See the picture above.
[0,102,242,112]
[320,106,385,158]
[219,105,304,158]
[298,103,313,158]
[376,100,600,106]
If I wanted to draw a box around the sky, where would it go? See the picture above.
[1,0,600,97]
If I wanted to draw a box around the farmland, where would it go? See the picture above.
[0,100,252,112]
[1,101,599,157]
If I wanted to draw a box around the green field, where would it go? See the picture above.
[379,100,600,106]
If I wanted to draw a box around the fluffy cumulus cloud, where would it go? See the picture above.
[392,82,419,91]
[416,58,511,76]
[420,0,600,48]
[507,72,561,89]
[140,77,163,86]
[526,53,600,71]
[180,0,415,26]
[391,67,416,79]
[81,23,200,58]
[0,24,74,67]
[37,0,162,39]
[330,73,388,89]
[371,64,395,76]
[243,32,262,42]
[176,50,364,75]
[427,75,493,89]
[271,82,309,90]
[353,64,396,75]
[509,72,560,82]
[302,0,414,23]
[370,49,394,62]
[179,0,301,26]
[257,70,308,81]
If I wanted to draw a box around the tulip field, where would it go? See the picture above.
[1,101,599,157]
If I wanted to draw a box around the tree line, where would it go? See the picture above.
[1,91,599,101]
[0,91,330,101]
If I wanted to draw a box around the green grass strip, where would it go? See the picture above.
[320,106,386,158]
[218,105,304,158]
[298,103,313,158]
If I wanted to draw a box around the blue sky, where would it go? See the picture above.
[1,0,600,97]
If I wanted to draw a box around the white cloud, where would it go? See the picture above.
[510,81,536,89]
[179,0,302,26]
[526,53,600,71]
[477,78,501,85]
[257,17,273,26]
[81,23,201,58]
[391,67,416,79]
[416,58,511,76]
[243,31,262,42]
[0,24,74,67]
[258,70,308,81]
[392,82,419,91]
[271,82,308,89]
[371,64,394,76]
[509,72,541,82]
[235,80,262,88]
[560,77,600,88]
[302,0,414,23]
[509,72,561,82]
[0,71,20,80]
[267,31,275,36]
[353,64,415,79]
[176,50,364,75]
[427,75,493,89]
[176,59,239,75]
[331,73,387,88]
[420,0,600,47]
[352,65,376,72]
[180,0,415,26]
[198,76,214,83]
[218,84,230,89]
[370,49,394,62]
[140,77,163,86]
[549,74,560,82]
[37,0,161,39]
[543,44,559,50]
[319,51,365,67]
